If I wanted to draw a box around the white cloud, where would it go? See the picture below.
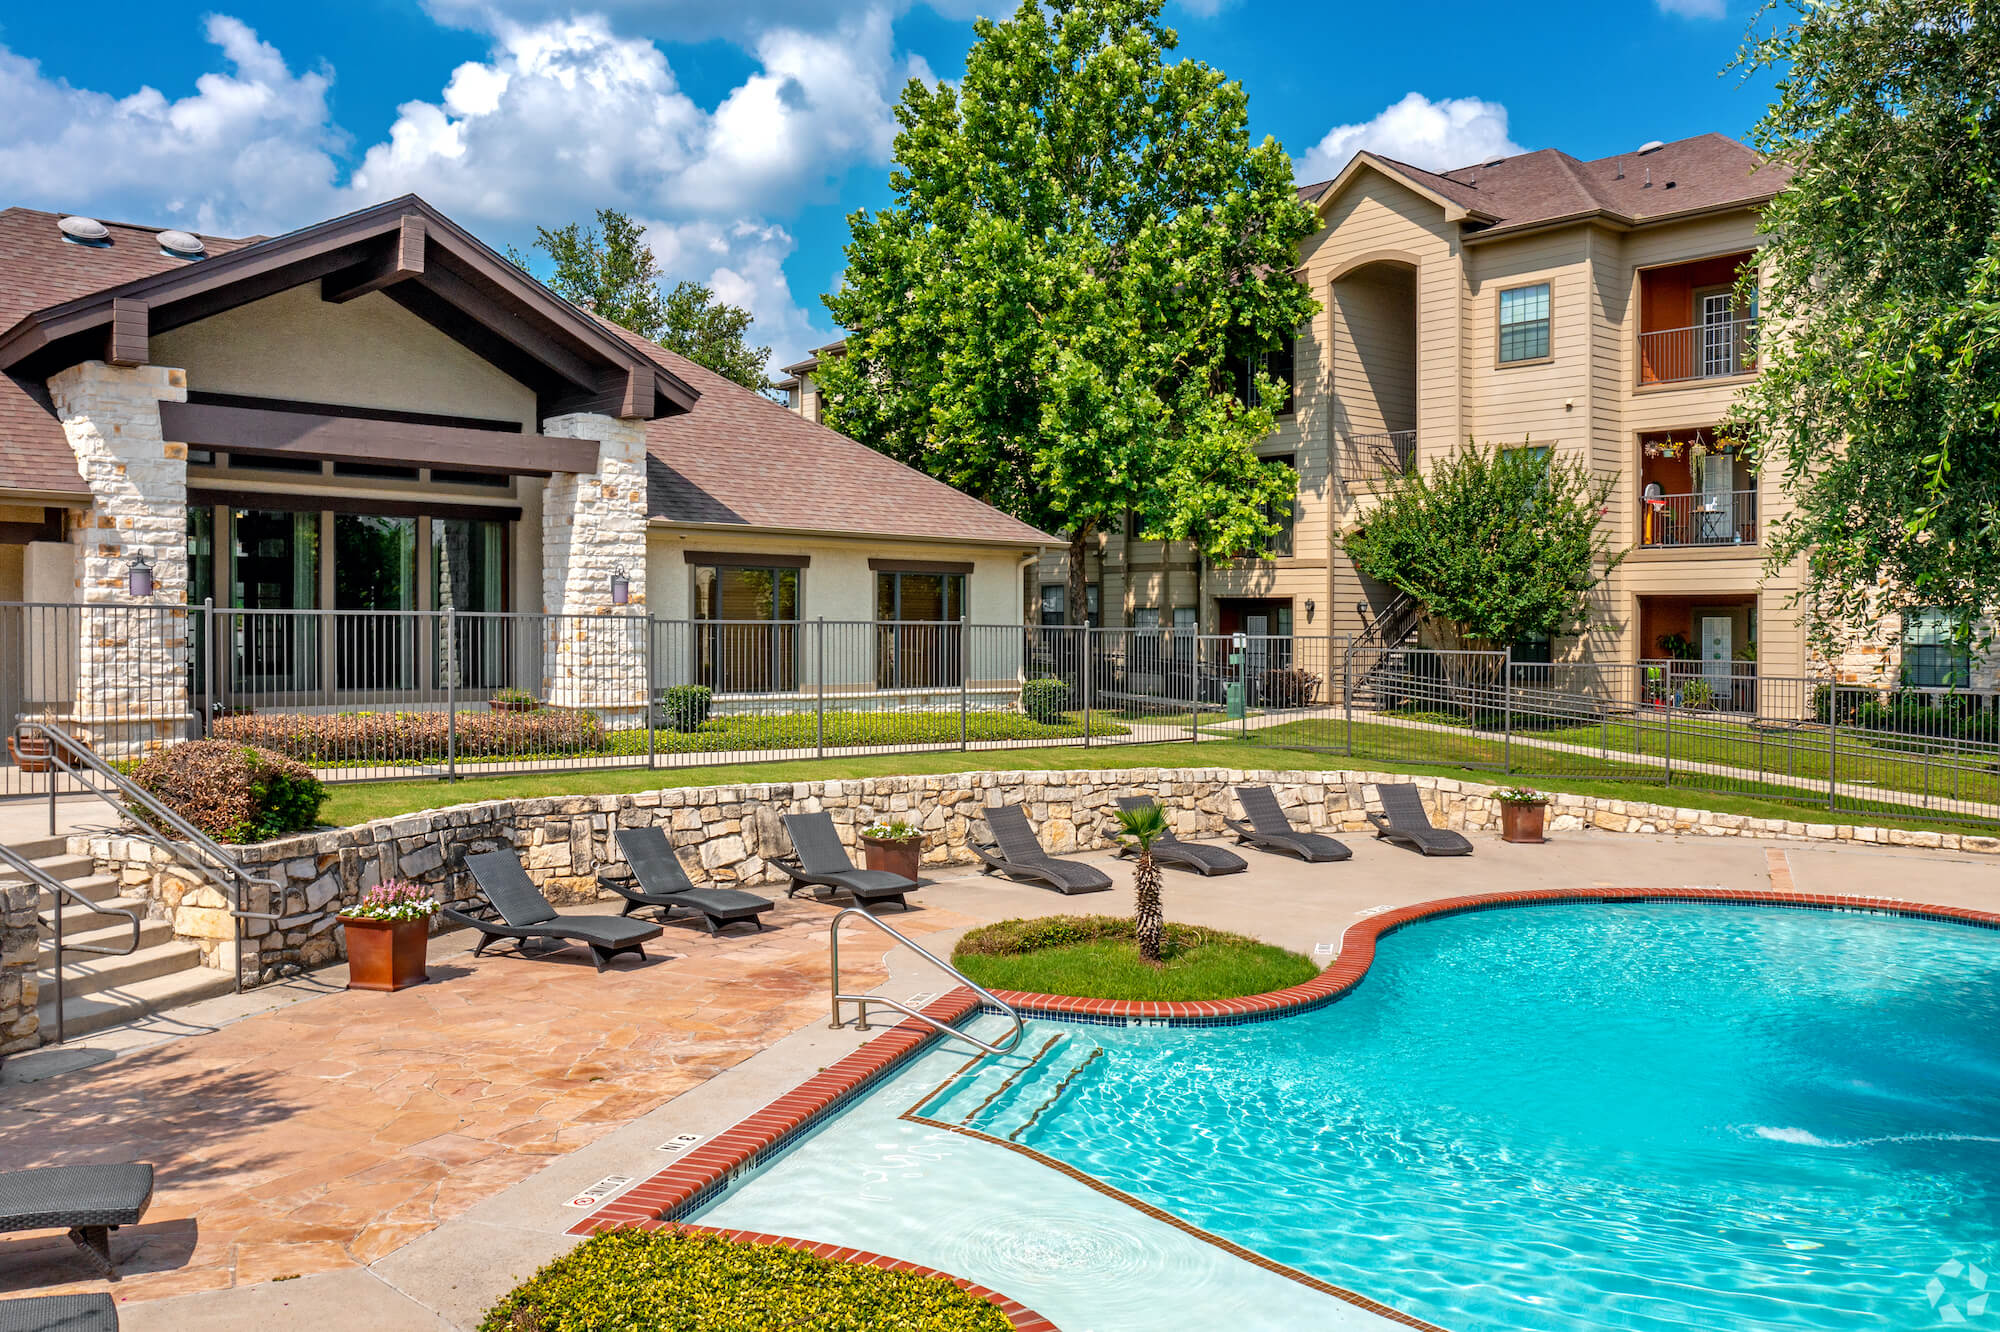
[1294,92,1525,182]
[0,11,915,369]
[1655,0,1726,17]
[0,15,343,234]
[423,0,985,46]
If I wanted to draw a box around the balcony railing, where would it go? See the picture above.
[1638,317,1759,386]
[1640,489,1758,548]
[1337,429,1416,481]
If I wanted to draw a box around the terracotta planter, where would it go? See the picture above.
[340,916,432,992]
[488,698,538,714]
[860,835,924,882]
[6,735,52,774]
[1500,802,1548,844]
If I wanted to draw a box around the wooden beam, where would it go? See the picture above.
[158,400,599,476]
[412,262,602,391]
[320,215,427,304]
[188,488,521,523]
[106,298,148,366]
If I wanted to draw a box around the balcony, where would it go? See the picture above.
[1638,317,1759,386]
[1640,489,1758,548]
[1337,429,1416,481]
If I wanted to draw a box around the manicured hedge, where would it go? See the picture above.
[954,912,1235,957]
[1019,677,1071,724]
[213,708,606,763]
[607,707,1126,756]
[130,740,327,843]
[479,1228,1011,1332]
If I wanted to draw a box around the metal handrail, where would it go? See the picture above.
[828,906,1025,1056]
[22,723,281,922]
[0,842,141,1045]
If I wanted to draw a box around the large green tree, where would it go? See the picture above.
[1345,443,1625,652]
[510,210,773,391]
[1730,0,2000,652]
[816,0,1319,619]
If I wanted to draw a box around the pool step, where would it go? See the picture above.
[915,1030,1105,1143]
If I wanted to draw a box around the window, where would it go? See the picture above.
[876,570,966,688]
[693,564,800,693]
[1039,584,1066,627]
[1903,609,1972,689]
[1498,283,1551,364]
[1086,583,1101,628]
[1242,455,1296,558]
[1132,608,1163,677]
[1235,337,1296,415]
[434,518,508,688]
[334,514,418,691]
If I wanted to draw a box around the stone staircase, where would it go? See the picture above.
[5,835,235,1042]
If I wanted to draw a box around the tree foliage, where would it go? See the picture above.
[510,209,772,391]
[1729,0,2000,649]
[1344,443,1625,651]
[816,0,1319,615]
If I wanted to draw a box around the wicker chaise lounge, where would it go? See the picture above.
[1224,785,1353,863]
[0,1294,119,1331]
[773,813,915,911]
[443,850,662,971]
[1112,797,1246,876]
[1366,783,1475,856]
[974,804,1114,894]
[600,827,774,935]
[0,1163,152,1280]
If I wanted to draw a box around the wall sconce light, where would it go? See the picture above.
[610,568,631,606]
[1305,598,1316,624]
[127,555,155,599]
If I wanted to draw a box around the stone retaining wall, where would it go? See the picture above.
[71,768,2000,987]
[0,881,39,1055]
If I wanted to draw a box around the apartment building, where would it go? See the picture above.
[782,133,1990,693]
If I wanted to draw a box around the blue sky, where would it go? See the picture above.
[0,0,1778,367]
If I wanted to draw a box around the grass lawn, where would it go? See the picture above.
[315,732,1997,837]
[951,916,1319,1001]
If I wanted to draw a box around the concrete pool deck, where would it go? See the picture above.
[0,827,1993,1328]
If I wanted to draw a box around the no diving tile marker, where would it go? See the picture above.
[565,1174,634,1209]
[1313,942,1336,957]
[658,1133,704,1155]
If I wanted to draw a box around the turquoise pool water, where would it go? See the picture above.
[702,903,2000,1330]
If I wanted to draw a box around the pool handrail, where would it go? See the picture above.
[828,906,1025,1056]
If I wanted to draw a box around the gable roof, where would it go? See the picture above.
[598,321,1056,549]
[0,198,701,498]
[1304,132,1786,241]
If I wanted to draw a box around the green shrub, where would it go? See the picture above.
[1020,677,1071,724]
[603,708,1125,757]
[490,687,540,710]
[479,1228,1010,1332]
[656,685,713,732]
[130,740,327,843]
[955,913,1231,957]
[1678,678,1718,711]
[213,708,606,763]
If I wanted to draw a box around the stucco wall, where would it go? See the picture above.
[150,285,541,431]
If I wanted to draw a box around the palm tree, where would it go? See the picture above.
[1112,802,1170,963]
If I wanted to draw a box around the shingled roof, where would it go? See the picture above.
[0,208,255,495]
[1299,132,1786,240]
[597,320,1056,548]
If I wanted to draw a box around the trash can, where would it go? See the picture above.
[1225,681,1246,720]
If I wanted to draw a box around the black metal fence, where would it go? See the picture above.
[2,602,1994,829]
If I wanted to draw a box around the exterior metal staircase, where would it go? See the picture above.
[1344,592,1424,707]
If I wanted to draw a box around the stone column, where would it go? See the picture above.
[539,412,649,724]
[48,362,191,759]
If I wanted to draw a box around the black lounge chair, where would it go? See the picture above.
[0,1163,152,1280]
[773,813,914,911]
[442,850,662,972]
[0,1294,119,1331]
[600,827,774,935]
[1367,783,1475,856]
[974,804,1114,895]
[1224,785,1352,863]
[1112,798,1246,876]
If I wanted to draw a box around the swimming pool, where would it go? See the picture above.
[695,902,2000,1330]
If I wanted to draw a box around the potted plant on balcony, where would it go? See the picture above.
[488,687,540,714]
[1493,787,1550,844]
[339,879,439,992]
[858,819,925,881]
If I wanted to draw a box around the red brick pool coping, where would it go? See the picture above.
[573,885,2000,1325]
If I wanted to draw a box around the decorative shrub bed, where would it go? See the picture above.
[130,740,327,842]
[213,708,607,763]
[953,914,1319,1002]
[608,708,1127,755]
[479,1229,1011,1332]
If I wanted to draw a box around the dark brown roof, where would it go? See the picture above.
[778,337,847,378]
[1323,133,1786,239]
[0,208,256,495]
[600,321,1055,548]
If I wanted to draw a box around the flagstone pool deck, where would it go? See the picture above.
[0,829,1993,1329]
